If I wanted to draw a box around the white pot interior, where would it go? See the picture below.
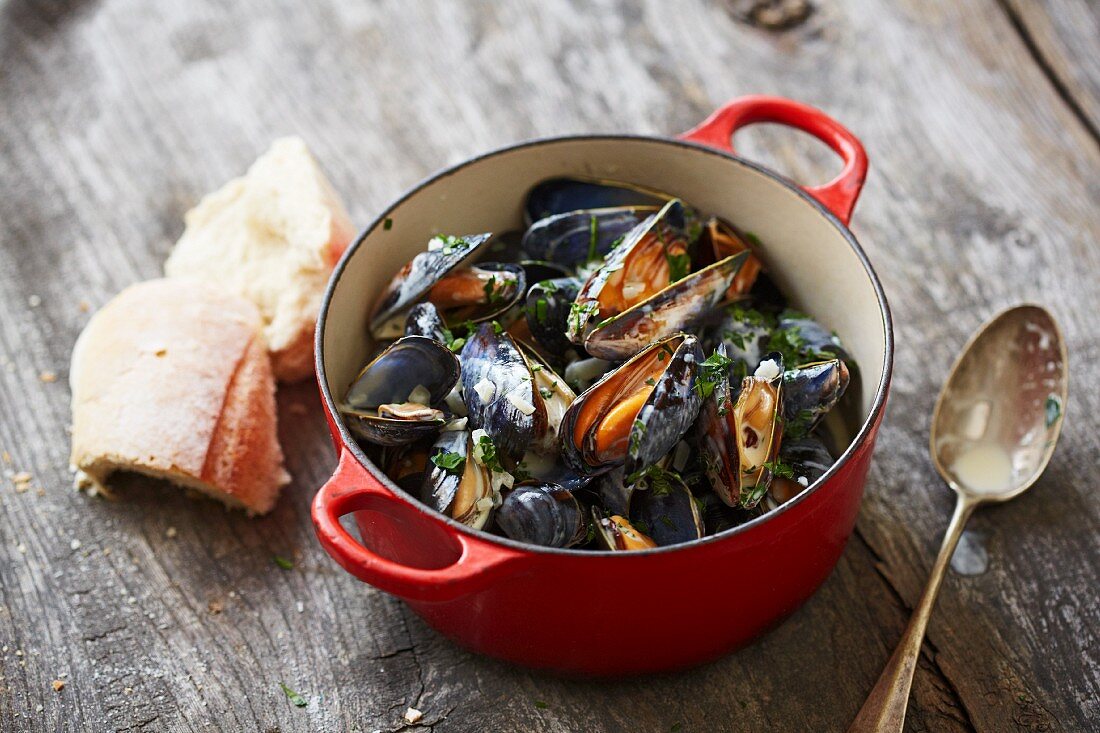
[321,137,889,462]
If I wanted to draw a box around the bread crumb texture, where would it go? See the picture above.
[164,137,353,382]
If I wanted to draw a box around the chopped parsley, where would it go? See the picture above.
[273,555,294,570]
[766,323,808,367]
[568,300,598,335]
[644,377,657,386]
[666,251,692,283]
[534,700,549,710]
[430,234,472,256]
[539,387,554,399]
[382,217,393,231]
[784,408,816,440]
[491,320,504,335]
[279,682,308,708]
[483,275,498,304]
[628,418,646,456]
[534,297,551,323]
[474,434,505,474]
[695,351,734,399]
[762,460,796,479]
[430,450,465,473]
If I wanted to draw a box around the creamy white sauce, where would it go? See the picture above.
[951,443,1014,494]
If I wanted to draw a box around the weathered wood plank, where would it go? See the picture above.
[1001,0,1100,143]
[0,0,1096,731]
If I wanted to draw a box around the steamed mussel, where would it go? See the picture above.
[344,176,856,550]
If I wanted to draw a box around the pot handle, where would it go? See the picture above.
[312,449,526,603]
[680,95,868,225]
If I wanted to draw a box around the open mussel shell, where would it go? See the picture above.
[525,176,668,225]
[460,323,546,464]
[404,302,449,342]
[421,431,494,530]
[702,217,763,298]
[517,343,577,456]
[346,336,460,409]
[521,206,657,267]
[566,199,694,346]
[782,358,850,427]
[428,262,526,328]
[732,356,785,508]
[525,277,582,357]
[369,232,492,338]
[496,482,587,548]
[629,470,704,547]
[583,251,750,361]
[696,350,785,509]
[590,507,657,551]
[560,334,704,477]
[341,336,459,447]
[343,407,446,447]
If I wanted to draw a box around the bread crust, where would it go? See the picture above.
[70,279,289,513]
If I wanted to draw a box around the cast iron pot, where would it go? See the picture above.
[313,95,893,676]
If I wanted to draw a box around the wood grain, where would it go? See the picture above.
[0,0,1096,731]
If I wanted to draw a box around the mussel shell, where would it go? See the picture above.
[566,200,692,346]
[584,251,749,361]
[369,232,492,337]
[520,260,572,287]
[777,314,851,363]
[702,217,763,297]
[525,277,582,356]
[460,323,546,464]
[625,337,705,478]
[695,348,785,509]
[629,472,704,547]
[782,358,850,426]
[525,177,667,224]
[404,302,449,342]
[560,334,704,477]
[496,482,587,548]
[520,207,657,267]
[519,343,577,456]
[780,436,834,483]
[695,344,741,506]
[709,305,773,373]
[342,406,446,447]
[699,491,750,535]
[594,465,633,516]
[345,335,460,410]
[429,262,526,328]
[732,357,785,508]
[420,430,493,530]
[590,508,657,551]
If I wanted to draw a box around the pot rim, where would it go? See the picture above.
[315,132,894,557]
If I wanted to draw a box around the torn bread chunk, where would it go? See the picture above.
[165,137,354,382]
[70,279,290,514]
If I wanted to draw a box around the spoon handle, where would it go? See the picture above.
[847,493,978,733]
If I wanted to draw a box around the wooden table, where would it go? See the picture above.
[1,1,1096,730]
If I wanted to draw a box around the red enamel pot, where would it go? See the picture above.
[312,95,893,676]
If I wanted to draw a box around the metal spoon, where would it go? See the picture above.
[847,304,1068,733]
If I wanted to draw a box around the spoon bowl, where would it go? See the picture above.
[848,303,1067,733]
[931,304,1068,502]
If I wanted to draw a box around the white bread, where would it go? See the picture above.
[165,137,354,382]
[70,278,290,514]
